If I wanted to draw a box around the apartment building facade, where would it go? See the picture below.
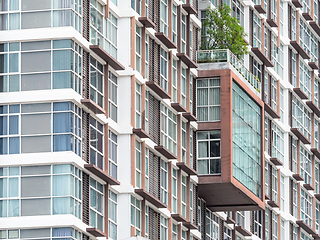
[0,0,319,239]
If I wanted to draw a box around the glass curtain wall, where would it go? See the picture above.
[232,81,262,198]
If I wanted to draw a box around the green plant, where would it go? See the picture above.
[200,4,248,58]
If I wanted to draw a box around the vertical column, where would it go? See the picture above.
[177,5,181,53]
[169,0,173,39]
[142,28,146,78]
[186,12,190,56]
[142,199,146,237]
[105,0,109,18]
[142,0,146,16]
[312,0,315,18]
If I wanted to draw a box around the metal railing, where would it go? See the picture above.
[197,49,261,92]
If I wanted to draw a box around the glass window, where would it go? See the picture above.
[135,25,141,73]
[135,140,142,188]
[108,190,117,240]
[300,144,312,185]
[272,123,284,163]
[172,59,177,103]
[197,78,220,122]
[0,102,81,156]
[160,0,168,35]
[232,0,244,26]
[232,81,262,198]
[181,175,187,218]
[253,13,261,48]
[197,131,221,175]
[109,71,118,122]
[172,4,177,44]
[172,168,177,213]
[135,82,142,128]
[90,178,104,231]
[292,96,311,141]
[254,211,263,238]
[160,48,168,92]
[181,14,186,53]
[0,40,82,94]
[0,164,81,218]
[131,0,141,15]
[109,131,117,180]
[160,159,168,205]
[181,67,187,108]
[160,104,177,155]
[160,216,168,240]
[301,188,313,227]
[131,196,141,236]
[90,117,104,170]
[90,57,104,108]
[206,209,219,240]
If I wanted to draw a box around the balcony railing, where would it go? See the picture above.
[197,49,261,92]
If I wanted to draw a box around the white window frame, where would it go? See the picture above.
[160,159,168,205]
[160,0,168,35]
[160,104,177,155]
[160,48,168,92]
[135,140,142,188]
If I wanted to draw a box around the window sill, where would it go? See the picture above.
[290,128,311,145]
[306,101,320,117]
[154,145,177,159]
[84,164,120,185]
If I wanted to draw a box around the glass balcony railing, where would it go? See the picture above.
[197,49,261,92]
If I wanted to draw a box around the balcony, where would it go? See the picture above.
[197,50,261,93]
